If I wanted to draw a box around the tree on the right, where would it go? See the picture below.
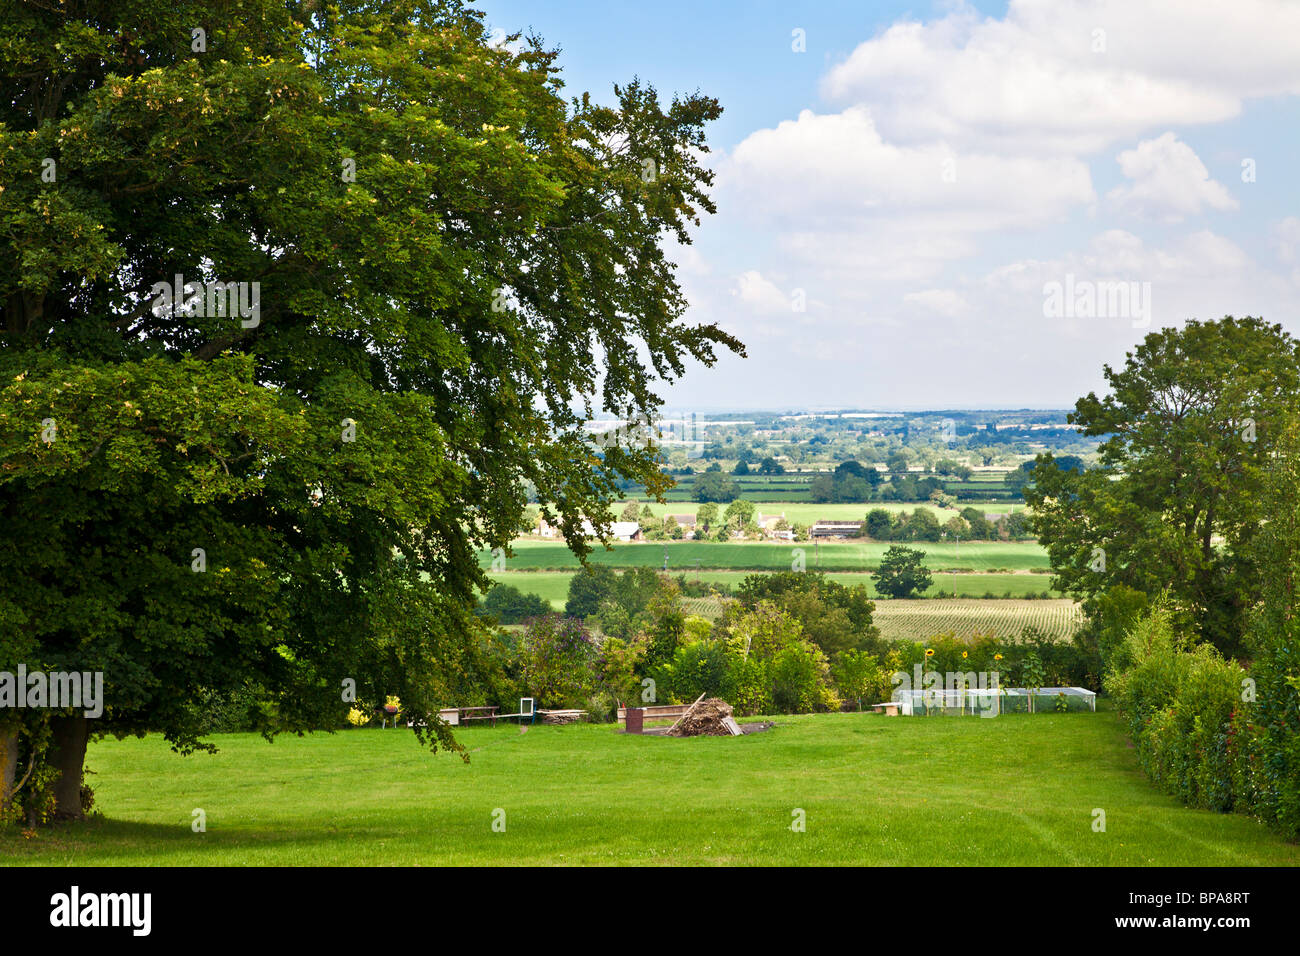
[1026,317,1300,658]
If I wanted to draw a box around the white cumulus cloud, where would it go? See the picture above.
[1106,133,1238,221]
[821,0,1300,155]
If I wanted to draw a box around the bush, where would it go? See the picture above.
[650,640,731,704]
[725,655,771,716]
[478,583,550,624]
[770,643,834,714]
[513,614,598,709]
[584,690,618,723]
[832,649,889,710]
[1105,605,1256,815]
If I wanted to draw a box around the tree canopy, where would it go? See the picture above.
[1026,317,1299,655]
[0,0,739,820]
[873,546,932,599]
[735,570,880,657]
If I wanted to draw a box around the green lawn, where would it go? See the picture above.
[486,540,1049,572]
[5,714,1296,865]
[488,570,1061,608]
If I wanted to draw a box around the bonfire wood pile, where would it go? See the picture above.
[668,698,737,737]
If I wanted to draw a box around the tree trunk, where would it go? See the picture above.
[0,727,17,815]
[49,715,89,820]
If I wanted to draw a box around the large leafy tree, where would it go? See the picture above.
[0,0,739,821]
[1026,318,1299,656]
[872,546,931,599]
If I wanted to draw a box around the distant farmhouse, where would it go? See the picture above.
[581,519,642,541]
[536,517,643,541]
[755,511,794,541]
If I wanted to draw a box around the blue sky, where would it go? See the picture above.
[476,1,1300,410]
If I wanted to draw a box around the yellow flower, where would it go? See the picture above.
[925,648,935,658]
[962,651,968,659]
[995,653,1003,661]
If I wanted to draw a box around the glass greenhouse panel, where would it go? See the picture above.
[892,687,1095,716]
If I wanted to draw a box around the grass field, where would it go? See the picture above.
[486,540,1050,572]
[6,715,1296,865]
[487,570,1061,608]
[872,598,1083,642]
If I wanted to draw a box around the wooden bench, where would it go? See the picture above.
[458,705,500,726]
[870,701,901,716]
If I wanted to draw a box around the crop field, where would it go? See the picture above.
[871,598,1083,643]
[679,595,728,619]
[612,500,1027,523]
[487,570,1062,609]
[623,476,1024,503]
[484,539,1050,572]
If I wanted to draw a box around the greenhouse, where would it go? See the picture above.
[892,686,1096,716]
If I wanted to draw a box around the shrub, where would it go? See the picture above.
[770,643,834,714]
[725,655,771,716]
[832,649,888,710]
[1106,604,1256,815]
[651,640,731,704]
[513,614,598,709]
[478,583,550,624]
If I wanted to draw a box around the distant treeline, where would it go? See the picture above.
[862,507,1031,542]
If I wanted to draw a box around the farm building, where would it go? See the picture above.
[540,518,643,541]
[579,519,642,541]
[810,520,863,539]
[667,513,697,529]
[755,511,794,541]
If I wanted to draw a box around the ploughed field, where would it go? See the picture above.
[870,598,1083,642]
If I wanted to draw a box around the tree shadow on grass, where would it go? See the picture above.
[1,815,389,865]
